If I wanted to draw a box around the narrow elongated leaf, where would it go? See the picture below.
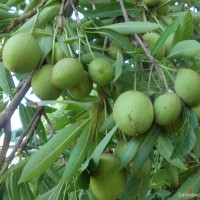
[168,40,200,58]
[20,182,34,200]
[152,14,183,55]
[114,52,124,82]
[36,182,68,200]
[117,136,144,170]
[121,175,149,200]
[171,122,196,159]
[86,2,141,18]
[193,128,200,158]
[61,123,92,181]
[81,122,119,172]
[93,28,134,53]
[19,120,88,183]
[98,22,160,35]
[156,134,187,170]
[169,170,200,200]
[130,125,161,176]
[0,62,13,98]
[173,12,193,45]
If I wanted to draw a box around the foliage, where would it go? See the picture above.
[0,0,200,199]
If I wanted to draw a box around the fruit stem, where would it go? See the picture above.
[51,26,58,63]
[30,9,40,35]
[84,33,95,59]
[63,28,74,58]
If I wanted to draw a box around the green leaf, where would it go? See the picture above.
[18,120,88,183]
[61,123,92,181]
[169,170,200,200]
[171,122,196,159]
[129,125,161,176]
[81,122,119,172]
[99,113,115,132]
[86,2,141,18]
[121,176,149,200]
[36,182,68,200]
[97,22,160,35]
[173,12,193,45]
[114,52,124,82]
[93,28,134,54]
[20,182,34,200]
[165,164,179,185]
[117,136,144,170]
[0,62,14,98]
[156,133,187,170]
[168,40,200,58]
[193,128,200,158]
[152,14,183,55]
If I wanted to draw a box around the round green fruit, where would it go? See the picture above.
[51,58,84,89]
[113,91,154,136]
[143,32,165,60]
[108,43,121,60]
[31,65,62,100]
[157,0,170,15]
[143,0,160,6]
[68,71,93,99]
[3,32,41,73]
[90,153,126,200]
[192,103,200,122]
[88,58,114,86]
[174,68,200,106]
[54,42,66,63]
[154,92,182,126]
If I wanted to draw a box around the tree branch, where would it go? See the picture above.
[3,0,48,33]
[6,107,43,165]
[0,75,32,132]
[119,0,167,90]
[0,121,11,171]
[42,112,56,136]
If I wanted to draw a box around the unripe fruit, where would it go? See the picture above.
[108,43,121,60]
[113,91,154,136]
[157,0,170,15]
[143,0,160,6]
[51,58,84,89]
[143,32,165,60]
[174,68,200,106]
[3,32,41,73]
[54,42,65,63]
[154,92,182,126]
[90,153,126,200]
[88,58,114,86]
[68,71,93,99]
[192,104,200,122]
[31,65,62,100]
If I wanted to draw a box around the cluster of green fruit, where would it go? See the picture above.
[2,32,115,100]
[143,0,170,16]
[113,68,200,137]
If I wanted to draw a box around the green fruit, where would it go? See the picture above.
[157,0,170,15]
[51,58,84,89]
[31,65,62,100]
[131,159,151,179]
[3,32,41,73]
[154,92,182,126]
[68,71,93,98]
[143,32,165,60]
[108,43,121,60]
[143,0,160,6]
[192,103,200,122]
[88,58,114,86]
[90,153,126,200]
[113,91,154,136]
[54,42,66,63]
[174,68,200,106]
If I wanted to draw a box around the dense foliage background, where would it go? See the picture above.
[1,0,200,199]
